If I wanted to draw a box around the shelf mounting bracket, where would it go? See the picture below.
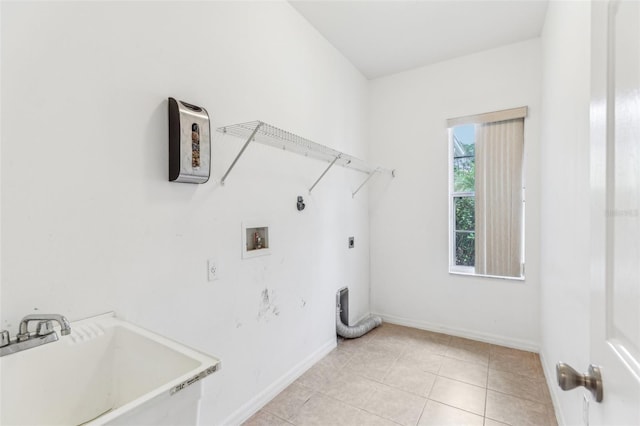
[352,169,379,198]
[220,122,264,185]
[309,155,340,194]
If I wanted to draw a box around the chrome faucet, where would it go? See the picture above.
[17,314,71,341]
[0,313,71,357]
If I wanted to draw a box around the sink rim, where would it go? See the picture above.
[81,312,220,425]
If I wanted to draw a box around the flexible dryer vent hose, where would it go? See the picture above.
[336,288,382,339]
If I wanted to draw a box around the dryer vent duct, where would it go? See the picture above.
[336,287,382,339]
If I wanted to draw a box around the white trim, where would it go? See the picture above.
[539,350,564,426]
[449,265,475,274]
[353,312,375,326]
[219,338,336,426]
[447,106,528,127]
[449,270,525,281]
[449,124,477,273]
[447,128,456,270]
[374,312,539,352]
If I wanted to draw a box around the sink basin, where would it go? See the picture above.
[0,312,220,425]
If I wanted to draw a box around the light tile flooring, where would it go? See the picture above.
[244,323,558,426]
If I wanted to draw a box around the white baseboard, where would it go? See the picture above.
[373,312,540,353]
[353,312,374,326]
[539,350,564,426]
[219,338,336,426]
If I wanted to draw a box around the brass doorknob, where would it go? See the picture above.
[556,362,603,402]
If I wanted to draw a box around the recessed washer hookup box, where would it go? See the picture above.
[168,97,211,184]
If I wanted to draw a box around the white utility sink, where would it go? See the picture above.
[0,312,220,425]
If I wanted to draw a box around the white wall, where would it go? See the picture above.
[0,2,371,424]
[368,39,542,349]
[539,2,592,425]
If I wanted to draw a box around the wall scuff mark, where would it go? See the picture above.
[257,288,279,321]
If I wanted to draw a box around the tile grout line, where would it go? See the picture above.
[483,349,492,425]
[343,342,430,426]
[424,398,486,420]
[252,327,554,426]
[321,385,406,426]
[414,397,429,426]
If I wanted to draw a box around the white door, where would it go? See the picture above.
[590,1,640,425]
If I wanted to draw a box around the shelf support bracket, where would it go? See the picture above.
[220,122,264,185]
[309,155,340,194]
[352,169,379,198]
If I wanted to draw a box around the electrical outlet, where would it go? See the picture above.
[207,259,219,281]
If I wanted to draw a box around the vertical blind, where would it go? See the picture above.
[475,118,524,277]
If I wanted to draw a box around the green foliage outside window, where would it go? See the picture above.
[453,147,475,193]
[455,197,475,266]
[453,132,475,267]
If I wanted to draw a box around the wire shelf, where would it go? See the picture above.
[217,120,394,195]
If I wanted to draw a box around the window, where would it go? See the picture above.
[452,124,476,269]
[448,107,526,279]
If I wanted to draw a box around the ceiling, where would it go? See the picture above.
[289,0,549,79]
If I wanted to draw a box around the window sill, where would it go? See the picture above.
[449,269,525,281]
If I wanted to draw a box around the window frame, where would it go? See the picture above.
[447,107,527,280]
[448,128,476,275]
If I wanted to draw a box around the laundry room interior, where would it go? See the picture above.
[2,1,639,425]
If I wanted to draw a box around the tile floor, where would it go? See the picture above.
[244,323,558,426]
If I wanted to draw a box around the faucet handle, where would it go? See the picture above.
[36,321,55,336]
[0,330,9,347]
